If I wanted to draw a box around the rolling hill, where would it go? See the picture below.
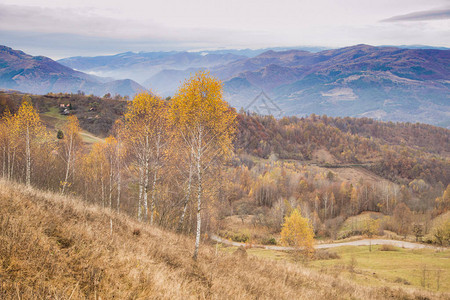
[0,45,145,97]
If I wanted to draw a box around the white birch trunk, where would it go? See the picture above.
[143,135,149,221]
[11,151,15,180]
[101,161,105,208]
[193,127,203,260]
[7,145,10,180]
[2,146,6,178]
[25,126,31,186]
[116,142,121,213]
[138,165,143,221]
[61,132,73,195]
[109,161,113,209]
[150,132,161,225]
[178,151,194,232]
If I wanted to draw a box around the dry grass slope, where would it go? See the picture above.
[0,180,447,299]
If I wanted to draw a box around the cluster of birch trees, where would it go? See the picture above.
[0,72,236,258]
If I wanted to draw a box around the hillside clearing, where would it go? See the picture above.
[41,107,104,144]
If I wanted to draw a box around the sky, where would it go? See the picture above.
[1,0,449,59]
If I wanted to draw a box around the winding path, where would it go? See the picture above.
[211,234,440,251]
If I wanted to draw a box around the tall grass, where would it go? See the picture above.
[0,179,446,299]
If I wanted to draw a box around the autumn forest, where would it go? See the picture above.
[0,71,449,246]
[0,71,449,298]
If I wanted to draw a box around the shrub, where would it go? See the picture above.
[313,249,340,260]
[262,237,277,245]
[232,232,250,243]
[432,219,450,246]
[380,244,397,251]
[220,230,250,243]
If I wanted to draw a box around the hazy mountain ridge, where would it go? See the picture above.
[59,51,248,84]
[2,44,449,126]
[0,45,146,96]
[219,45,450,127]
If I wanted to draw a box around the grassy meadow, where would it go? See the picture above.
[219,244,450,293]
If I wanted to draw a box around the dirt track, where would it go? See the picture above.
[211,234,441,250]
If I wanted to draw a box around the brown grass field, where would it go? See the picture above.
[0,180,448,299]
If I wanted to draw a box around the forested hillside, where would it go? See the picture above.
[0,89,448,246]
[235,113,450,185]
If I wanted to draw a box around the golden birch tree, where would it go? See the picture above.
[0,108,19,180]
[170,71,236,260]
[112,120,126,212]
[281,208,315,255]
[60,115,81,194]
[86,142,109,207]
[15,96,46,186]
[124,92,168,223]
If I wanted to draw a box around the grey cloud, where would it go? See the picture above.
[0,3,274,58]
[0,3,166,39]
[382,7,450,22]
[0,30,193,59]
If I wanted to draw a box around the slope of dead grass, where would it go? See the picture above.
[0,179,447,299]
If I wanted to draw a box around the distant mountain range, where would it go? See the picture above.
[218,45,450,127]
[1,44,449,127]
[59,51,249,93]
[0,46,145,97]
[57,47,331,94]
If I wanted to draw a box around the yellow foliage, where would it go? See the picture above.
[280,208,315,253]
[16,96,44,136]
[123,92,167,167]
[364,218,380,237]
[170,71,236,158]
[64,115,81,139]
[124,92,167,139]
[435,184,450,213]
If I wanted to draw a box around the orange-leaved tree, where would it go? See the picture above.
[281,208,315,255]
[170,71,236,260]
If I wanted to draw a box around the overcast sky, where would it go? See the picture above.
[1,0,449,59]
